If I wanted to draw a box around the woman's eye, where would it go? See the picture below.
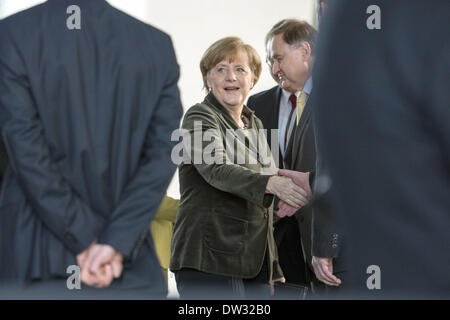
[237,67,245,72]
[217,67,225,72]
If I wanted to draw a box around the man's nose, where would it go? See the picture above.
[272,61,281,76]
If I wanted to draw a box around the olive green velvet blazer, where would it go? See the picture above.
[170,93,283,281]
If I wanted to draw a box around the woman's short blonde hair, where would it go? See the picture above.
[200,37,262,91]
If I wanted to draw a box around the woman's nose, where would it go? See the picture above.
[225,70,237,81]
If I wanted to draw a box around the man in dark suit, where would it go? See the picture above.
[0,0,182,298]
[247,20,306,288]
[312,0,450,298]
[269,19,346,295]
[248,19,320,289]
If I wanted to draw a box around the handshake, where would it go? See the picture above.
[76,241,124,288]
[266,169,312,218]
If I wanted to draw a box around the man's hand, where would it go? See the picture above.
[76,241,96,268]
[311,256,341,287]
[276,200,298,217]
[278,170,312,199]
[77,242,124,288]
[275,170,311,218]
[266,176,308,208]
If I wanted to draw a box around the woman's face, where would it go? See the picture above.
[206,50,254,110]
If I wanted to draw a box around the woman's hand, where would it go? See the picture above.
[266,175,309,208]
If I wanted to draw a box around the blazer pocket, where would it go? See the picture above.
[204,214,248,254]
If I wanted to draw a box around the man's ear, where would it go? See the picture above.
[302,42,311,57]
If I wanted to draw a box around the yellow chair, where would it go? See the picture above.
[150,196,179,284]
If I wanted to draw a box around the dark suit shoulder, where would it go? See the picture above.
[0,2,46,25]
[104,6,176,72]
[247,86,280,110]
[106,4,171,42]
[0,2,46,38]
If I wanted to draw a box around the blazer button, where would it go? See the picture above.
[264,212,268,219]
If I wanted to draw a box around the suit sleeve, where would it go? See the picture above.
[98,36,183,260]
[182,107,274,208]
[311,190,340,258]
[311,118,340,258]
[0,23,101,254]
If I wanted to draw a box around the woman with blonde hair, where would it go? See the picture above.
[170,37,309,299]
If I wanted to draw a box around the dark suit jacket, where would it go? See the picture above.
[312,0,450,298]
[248,86,310,285]
[247,86,283,169]
[170,93,283,280]
[283,96,316,277]
[0,0,183,291]
[284,93,346,282]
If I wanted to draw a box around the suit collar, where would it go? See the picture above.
[48,0,106,2]
[47,0,107,8]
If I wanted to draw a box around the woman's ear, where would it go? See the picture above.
[205,72,211,90]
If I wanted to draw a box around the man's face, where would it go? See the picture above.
[267,34,312,93]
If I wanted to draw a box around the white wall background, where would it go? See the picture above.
[1,0,316,297]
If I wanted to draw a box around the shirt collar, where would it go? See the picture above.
[303,76,313,95]
[280,76,313,100]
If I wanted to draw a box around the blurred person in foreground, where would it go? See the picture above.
[312,0,450,298]
[0,0,182,298]
[170,37,311,299]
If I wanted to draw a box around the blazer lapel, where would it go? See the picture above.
[273,87,283,168]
